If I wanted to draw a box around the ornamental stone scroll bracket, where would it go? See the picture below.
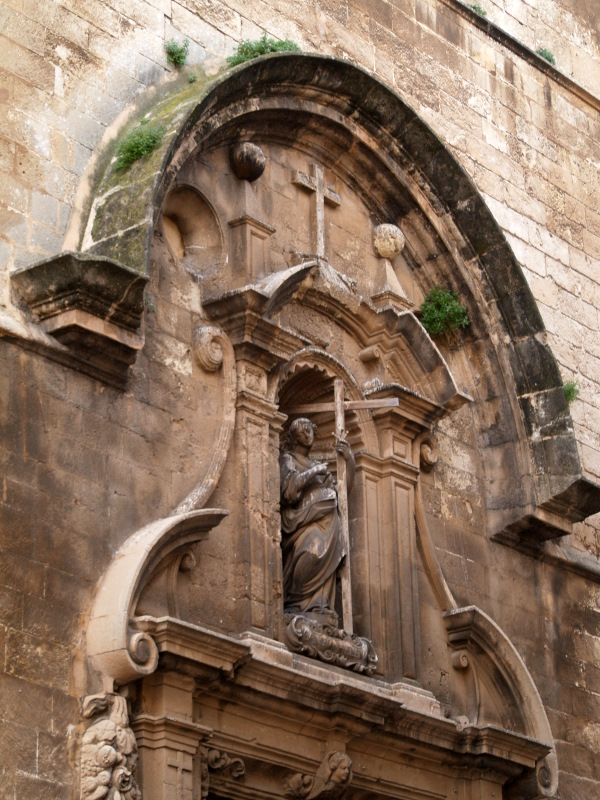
[445,606,558,800]
[199,747,246,800]
[86,508,228,691]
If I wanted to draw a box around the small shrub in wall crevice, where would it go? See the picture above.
[564,380,580,404]
[536,47,556,65]
[226,32,300,67]
[467,4,487,17]
[165,38,190,67]
[116,123,165,171]
[420,286,470,336]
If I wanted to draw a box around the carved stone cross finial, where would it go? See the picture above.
[292,164,341,260]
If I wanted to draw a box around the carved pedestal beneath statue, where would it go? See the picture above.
[283,613,377,676]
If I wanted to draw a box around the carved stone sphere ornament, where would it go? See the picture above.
[229,142,266,182]
[373,223,406,259]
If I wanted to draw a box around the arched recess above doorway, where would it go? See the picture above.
[13,52,600,543]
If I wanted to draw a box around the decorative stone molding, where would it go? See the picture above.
[419,434,439,472]
[11,251,148,384]
[193,325,225,372]
[175,326,236,514]
[198,747,246,799]
[80,693,141,800]
[86,509,228,688]
[444,606,558,799]
[285,752,352,800]
[284,614,377,677]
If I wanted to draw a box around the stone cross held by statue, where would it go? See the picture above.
[292,164,341,260]
[285,378,398,634]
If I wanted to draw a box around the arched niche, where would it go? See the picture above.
[161,184,224,275]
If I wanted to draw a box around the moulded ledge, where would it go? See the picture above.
[493,476,600,545]
[11,250,148,383]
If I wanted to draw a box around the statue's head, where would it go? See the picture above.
[327,752,352,785]
[285,417,317,450]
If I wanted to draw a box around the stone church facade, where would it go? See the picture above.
[2,2,600,799]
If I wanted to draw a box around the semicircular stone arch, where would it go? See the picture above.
[63,52,598,544]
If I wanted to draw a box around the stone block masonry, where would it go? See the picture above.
[2,1,600,799]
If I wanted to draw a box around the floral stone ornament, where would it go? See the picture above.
[80,693,141,800]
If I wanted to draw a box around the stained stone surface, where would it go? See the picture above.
[2,5,600,800]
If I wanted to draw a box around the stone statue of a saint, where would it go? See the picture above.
[279,417,355,625]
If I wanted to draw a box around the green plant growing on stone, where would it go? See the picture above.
[536,47,556,65]
[226,31,300,67]
[116,123,164,171]
[564,379,579,404]
[165,38,189,67]
[420,286,470,336]
[467,4,487,16]
[188,73,198,83]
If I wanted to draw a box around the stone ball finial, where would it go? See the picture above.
[229,142,266,182]
[373,223,405,259]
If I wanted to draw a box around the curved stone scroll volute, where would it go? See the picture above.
[445,606,558,800]
[86,509,228,689]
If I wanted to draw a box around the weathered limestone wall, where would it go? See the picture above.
[483,0,600,87]
[1,0,600,511]
[1,2,600,800]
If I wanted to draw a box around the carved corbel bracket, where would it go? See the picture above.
[11,251,148,385]
[200,747,246,799]
[285,752,352,800]
[86,509,228,689]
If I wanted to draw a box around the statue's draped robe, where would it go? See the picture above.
[279,451,345,615]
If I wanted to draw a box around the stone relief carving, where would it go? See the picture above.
[284,615,377,676]
[285,752,352,800]
[80,693,141,800]
[199,747,246,799]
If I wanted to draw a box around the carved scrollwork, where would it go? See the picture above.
[199,747,246,799]
[127,630,158,672]
[285,752,352,800]
[451,649,470,670]
[80,693,141,800]
[419,434,439,472]
[284,615,377,676]
[193,325,225,372]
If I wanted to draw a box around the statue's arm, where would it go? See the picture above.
[281,453,328,504]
